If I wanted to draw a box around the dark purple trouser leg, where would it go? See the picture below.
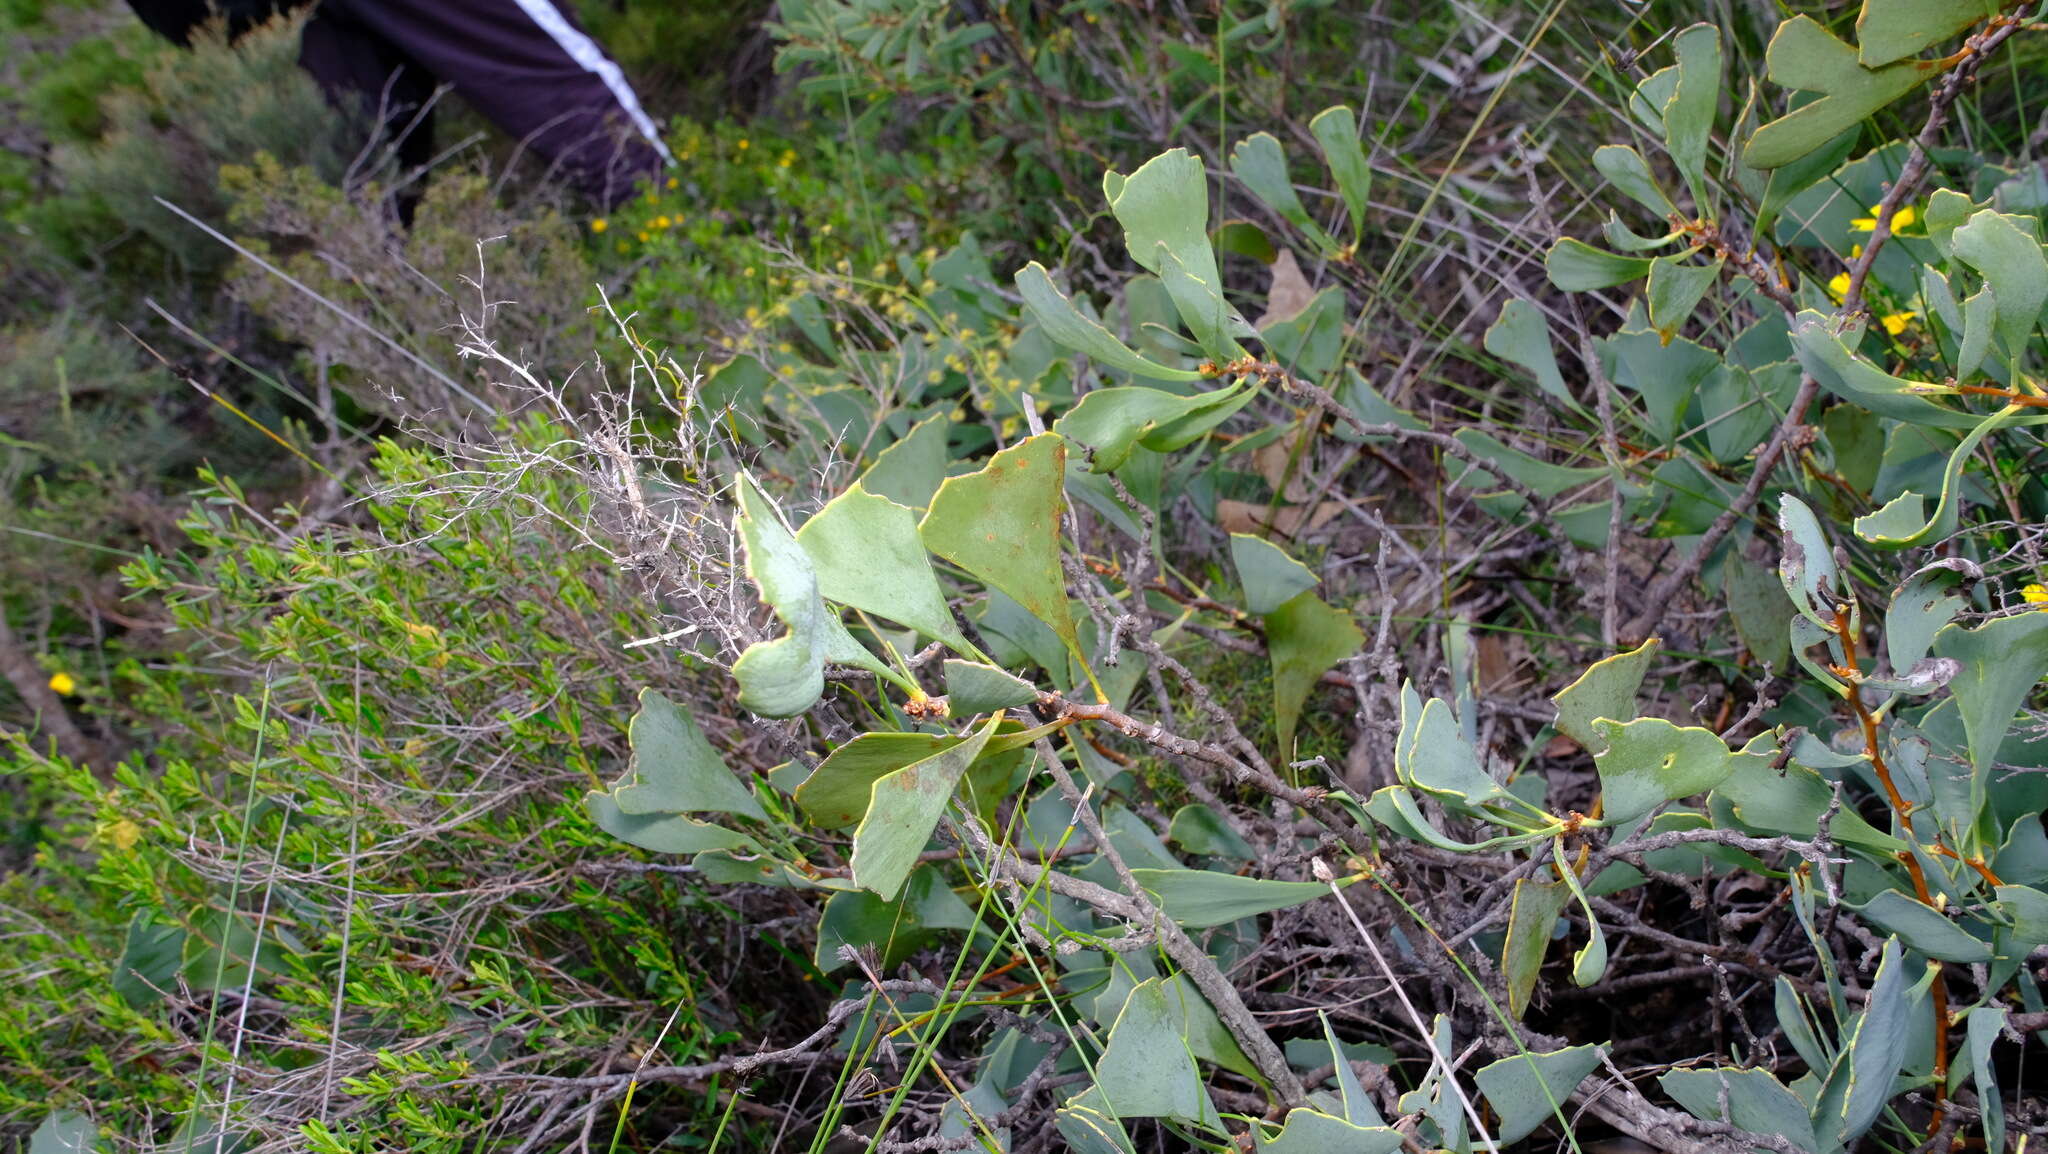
[303,0,669,210]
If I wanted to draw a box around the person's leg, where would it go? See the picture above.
[298,4,438,221]
[318,0,669,209]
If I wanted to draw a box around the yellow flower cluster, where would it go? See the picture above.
[2024,583,2048,609]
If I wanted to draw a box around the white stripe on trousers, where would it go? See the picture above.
[505,0,674,164]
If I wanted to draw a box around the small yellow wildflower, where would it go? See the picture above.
[737,138,750,151]
[927,369,944,385]
[1879,311,1917,336]
[1827,272,1851,300]
[655,215,672,230]
[1850,204,1917,233]
[637,231,652,243]
[2024,583,2048,608]
[616,241,629,254]
[589,218,608,234]
[102,818,141,852]
[743,267,756,278]
[665,176,679,190]
[47,671,77,696]
[779,150,796,169]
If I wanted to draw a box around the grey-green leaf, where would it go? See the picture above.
[1015,263,1204,382]
[1093,978,1206,1119]
[797,483,970,649]
[942,659,1038,716]
[1552,638,1661,754]
[851,717,1000,900]
[1592,717,1762,826]
[1129,867,1336,928]
[611,689,768,820]
[1474,1044,1604,1144]
[1545,238,1653,291]
[1231,532,1319,616]
[1484,298,1569,402]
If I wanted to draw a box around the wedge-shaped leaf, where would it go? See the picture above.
[797,483,969,649]
[1996,885,2048,947]
[1885,558,1979,675]
[1503,878,1571,1019]
[1827,938,1912,1146]
[1931,610,2048,778]
[1254,1110,1405,1154]
[732,473,896,717]
[1156,243,1253,362]
[1475,1045,1604,1144]
[1857,0,1997,68]
[1744,17,1933,170]
[1956,284,1996,378]
[1106,148,1222,296]
[1855,890,1990,962]
[1093,978,1206,1120]
[610,689,767,820]
[1592,717,1762,826]
[1545,238,1652,291]
[113,914,185,1008]
[28,1112,99,1154]
[1231,132,1338,255]
[1599,326,1722,445]
[1168,804,1256,862]
[1053,1102,1136,1154]
[1130,867,1335,928]
[1016,263,1203,382]
[1777,494,1842,628]
[942,659,1037,716]
[1756,126,1860,236]
[1056,384,1246,472]
[920,433,1084,669]
[815,866,976,971]
[1484,298,1569,402]
[798,732,958,829]
[1715,752,1904,852]
[1855,404,2023,548]
[1725,556,1794,670]
[1309,106,1373,244]
[860,412,952,510]
[1268,590,1364,758]
[1404,696,1511,808]
[1232,532,1318,616]
[1454,429,1605,500]
[1788,312,1985,429]
[1552,639,1660,754]
[1646,254,1724,343]
[584,791,757,855]
[1967,1007,2007,1154]
[1660,1068,1822,1154]
[1951,210,2048,354]
[1592,145,1677,219]
[851,716,999,900]
[1321,1012,1387,1125]
[1664,25,1721,199]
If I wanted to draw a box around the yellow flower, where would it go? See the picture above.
[1827,272,1851,300]
[101,818,141,852]
[665,176,679,190]
[637,231,652,243]
[1850,204,1917,232]
[779,150,795,169]
[737,138,750,151]
[47,671,77,696]
[589,218,608,234]
[1879,311,1917,336]
[2024,584,2048,608]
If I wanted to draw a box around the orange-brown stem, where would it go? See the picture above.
[1832,607,1951,1121]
